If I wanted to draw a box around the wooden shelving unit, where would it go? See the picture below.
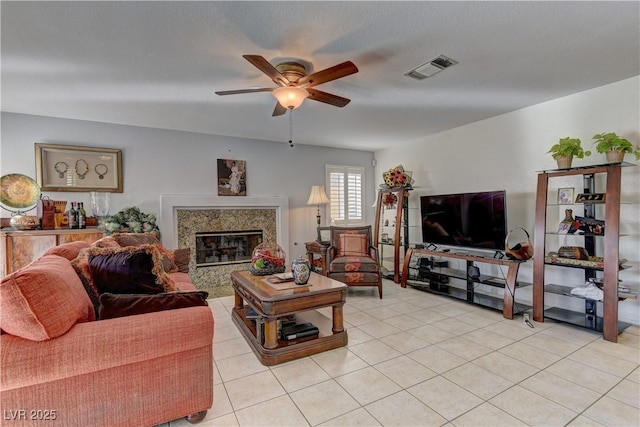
[532,162,636,342]
[374,187,411,283]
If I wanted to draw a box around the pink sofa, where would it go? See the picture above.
[0,240,213,426]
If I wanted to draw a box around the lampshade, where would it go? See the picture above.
[273,86,309,109]
[307,185,330,205]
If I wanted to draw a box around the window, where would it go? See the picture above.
[326,164,364,226]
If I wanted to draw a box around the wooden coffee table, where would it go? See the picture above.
[230,270,348,366]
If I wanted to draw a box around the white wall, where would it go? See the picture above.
[0,112,376,259]
[374,76,640,325]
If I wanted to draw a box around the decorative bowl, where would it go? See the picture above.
[249,242,286,276]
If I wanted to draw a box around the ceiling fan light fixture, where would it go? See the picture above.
[273,86,309,109]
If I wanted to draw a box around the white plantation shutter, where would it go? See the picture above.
[326,165,364,225]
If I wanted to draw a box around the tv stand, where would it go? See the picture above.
[401,247,530,319]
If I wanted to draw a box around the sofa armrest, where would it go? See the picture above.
[1,306,213,391]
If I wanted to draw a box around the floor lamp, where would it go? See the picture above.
[307,185,330,225]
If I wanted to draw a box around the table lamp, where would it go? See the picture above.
[307,185,330,225]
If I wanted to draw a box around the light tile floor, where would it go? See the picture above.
[164,280,640,427]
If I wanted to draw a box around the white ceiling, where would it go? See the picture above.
[2,1,639,151]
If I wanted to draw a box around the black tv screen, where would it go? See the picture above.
[420,190,507,251]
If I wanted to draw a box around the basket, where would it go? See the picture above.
[249,242,286,276]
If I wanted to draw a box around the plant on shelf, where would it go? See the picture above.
[547,137,591,168]
[592,132,640,162]
[99,206,160,236]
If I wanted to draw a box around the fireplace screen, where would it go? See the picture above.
[195,229,263,267]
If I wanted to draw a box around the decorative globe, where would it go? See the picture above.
[249,242,286,276]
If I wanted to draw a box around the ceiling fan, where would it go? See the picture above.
[215,55,358,116]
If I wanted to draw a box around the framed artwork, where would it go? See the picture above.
[575,193,606,204]
[35,143,123,192]
[557,188,574,204]
[217,159,246,196]
[317,226,331,245]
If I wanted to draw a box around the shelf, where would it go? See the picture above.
[543,307,631,334]
[407,279,531,315]
[544,256,630,271]
[545,283,637,300]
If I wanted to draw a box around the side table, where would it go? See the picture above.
[305,241,329,276]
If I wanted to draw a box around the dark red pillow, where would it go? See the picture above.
[98,291,209,319]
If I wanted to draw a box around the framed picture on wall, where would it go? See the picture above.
[35,143,123,192]
[217,159,246,196]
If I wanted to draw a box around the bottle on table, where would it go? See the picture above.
[78,202,86,229]
[68,202,78,229]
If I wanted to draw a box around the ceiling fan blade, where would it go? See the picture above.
[243,55,289,87]
[215,88,274,96]
[306,88,351,108]
[272,102,287,116]
[298,61,358,88]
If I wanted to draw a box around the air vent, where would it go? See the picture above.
[405,55,458,80]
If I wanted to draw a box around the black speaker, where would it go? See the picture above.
[467,264,481,280]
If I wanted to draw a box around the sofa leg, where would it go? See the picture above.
[185,410,207,424]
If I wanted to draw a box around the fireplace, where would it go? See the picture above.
[159,195,289,296]
[195,229,263,267]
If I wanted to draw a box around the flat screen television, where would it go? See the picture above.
[420,190,507,251]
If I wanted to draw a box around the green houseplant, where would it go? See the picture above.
[547,137,591,168]
[99,206,161,236]
[592,132,640,162]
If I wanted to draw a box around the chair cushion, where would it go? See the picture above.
[329,271,380,284]
[330,256,379,273]
[0,255,95,341]
[337,233,369,257]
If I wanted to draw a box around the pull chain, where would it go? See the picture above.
[288,108,294,148]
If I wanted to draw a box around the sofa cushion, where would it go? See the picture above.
[169,272,197,291]
[98,291,209,319]
[0,255,95,341]
[42,240,91,260]
[111,232,178,273]
[88,245,178,295]
[337,233,369,257]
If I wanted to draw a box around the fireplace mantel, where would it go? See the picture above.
[159,195,289,256]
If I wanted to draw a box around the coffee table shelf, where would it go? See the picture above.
[230,270,348,366]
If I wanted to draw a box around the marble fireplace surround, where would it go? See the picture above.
[159,195,290,258]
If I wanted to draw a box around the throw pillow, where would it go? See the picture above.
[338,233,369,257]
[111,232,178,273]
[72,244,179,316]
[0,255,95,341]
[88,244,178,295]
[42,240,91,260]
[172,248,191,273]
[98,291,209,320]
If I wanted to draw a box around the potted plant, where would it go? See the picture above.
[547,137,591,168]
[592,132,640,162]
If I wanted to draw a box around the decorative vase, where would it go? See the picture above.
[556,155,573,169]
[291,256,311,285]
[606,150,625,163]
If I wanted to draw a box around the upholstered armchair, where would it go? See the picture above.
[326,226,382,298]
